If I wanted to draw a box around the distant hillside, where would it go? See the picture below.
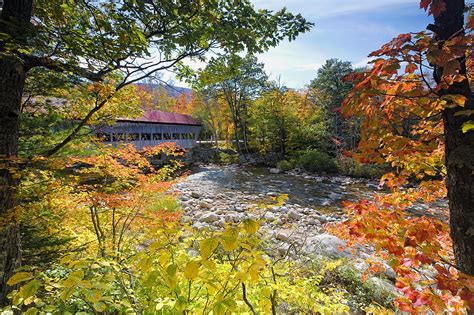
[135,83,193,99]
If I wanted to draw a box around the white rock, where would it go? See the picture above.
[315,215,328,223]
[263,212,276,222]
[269,168,281,174]
[287,210,302,220]
[305,233,350,258]
[200,212,219,223]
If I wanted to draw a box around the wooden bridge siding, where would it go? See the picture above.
[96,122,201,149]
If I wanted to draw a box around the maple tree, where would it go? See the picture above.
[334,0,474,312]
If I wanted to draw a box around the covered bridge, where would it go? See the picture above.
[96,110,202,149]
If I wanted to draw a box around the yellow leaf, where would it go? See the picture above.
[462,121,474,133]
[200,238,218,259]
[249,267,259,284]
[184,261,200,280]
[7,272,33,286]
[442,94,466,108]
[220,228,239,251]
[62,270,84,288]
[86,289,103,303]
[242,220,260,235]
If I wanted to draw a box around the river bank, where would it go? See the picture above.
[172,165,386,263]
[170,164,399,307]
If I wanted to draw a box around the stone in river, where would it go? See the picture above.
[199,212,219,223]
[308,219,320,226]
[287,210,302,220]
[269,168,281,174]
[199,201,212,209]
[263,212,277,222]
[276,232,290,242]
[305,233,350,258]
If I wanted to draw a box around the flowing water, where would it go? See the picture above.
[185,165,376,210]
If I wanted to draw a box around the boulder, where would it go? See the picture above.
[287,210,302,220]
[199,212,219,223]
[276,232,290,242]
[199,201,212,209]
[305,233,351,258]
[263,212,277,222]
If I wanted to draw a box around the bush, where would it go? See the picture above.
[321,263,395,311]
[277,159,295,172]
[296,150,338,173]
[6,220,351,314]
[217,151,240,165]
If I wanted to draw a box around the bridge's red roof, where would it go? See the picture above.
[118,110,201,126]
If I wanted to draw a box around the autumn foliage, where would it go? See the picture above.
[333,0,474,313]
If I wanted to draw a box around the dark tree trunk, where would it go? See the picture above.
[433,0,474,276]
[241,103,249,153]
[0,0,33,304]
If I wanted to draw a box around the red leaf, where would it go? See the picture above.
[420,0,431,11]
[405,63,418,74]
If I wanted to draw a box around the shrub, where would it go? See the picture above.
[277,159,295,172]
[5,220,350,314]
[217,151,240,165]
[296,150,338,173]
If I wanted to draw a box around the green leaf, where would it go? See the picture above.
[93,301,107,312]
[24,308,38,315]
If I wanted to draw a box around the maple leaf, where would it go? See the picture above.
[420,0,431,11]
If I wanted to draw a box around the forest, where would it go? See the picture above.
[0,0,473,314]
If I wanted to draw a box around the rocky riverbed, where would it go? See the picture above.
[171,165,381,261]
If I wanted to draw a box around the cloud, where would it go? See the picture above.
[353,57,376,69]
[252,0,418,19]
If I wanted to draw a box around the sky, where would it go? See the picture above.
[251,0,432,88]
[170,0,432,89]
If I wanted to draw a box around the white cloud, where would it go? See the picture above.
[352,57,376,68]
[252,0,418,19]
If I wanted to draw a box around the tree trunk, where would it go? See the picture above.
[233,121,241,152]
[0,0,33,304]
[434,0,474,276]
[0,55,26,305]
[241,103,249,153]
